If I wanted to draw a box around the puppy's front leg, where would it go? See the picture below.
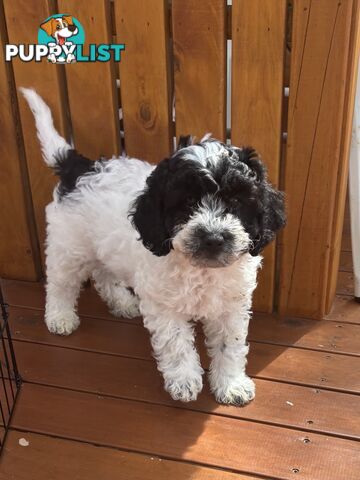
[203,313,255,406]
[143,312,204,402]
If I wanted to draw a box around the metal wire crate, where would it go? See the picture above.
[0,284,21,453]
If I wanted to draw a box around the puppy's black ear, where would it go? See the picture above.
[177,135,195,150]
[249,184,286,256]
[232,146,267,182]
[130,160,171,256]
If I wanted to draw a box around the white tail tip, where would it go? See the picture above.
[20,87,71,167]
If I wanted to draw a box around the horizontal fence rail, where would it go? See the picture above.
[0,0,359,319]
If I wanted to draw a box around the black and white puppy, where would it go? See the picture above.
[21,88,286,406]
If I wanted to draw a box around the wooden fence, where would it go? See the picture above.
[0,0,359,319]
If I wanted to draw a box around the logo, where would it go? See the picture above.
[5,14,125,63]
[38,14,84,63]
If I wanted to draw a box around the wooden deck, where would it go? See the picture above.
[0,219,359,479]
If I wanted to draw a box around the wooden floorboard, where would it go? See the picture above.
[0,431,255,480]
[251,315,360,355]
[1,279,122,322]
[11,383,360,480]
[8,303,360,357]
[13,341,360,440]
[326,295,360,324]
[4,275,360,323]
[10,308,360,393]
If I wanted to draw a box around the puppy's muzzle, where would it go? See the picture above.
[192,229,237,266]
[201,232,226,255]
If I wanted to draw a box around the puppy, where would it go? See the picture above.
[21,88,286,406]
[40,15,78,63]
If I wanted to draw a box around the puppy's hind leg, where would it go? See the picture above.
[92,269,140,319]
[45,243,90,336]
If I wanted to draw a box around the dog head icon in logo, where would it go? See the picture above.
[38,14,85,63]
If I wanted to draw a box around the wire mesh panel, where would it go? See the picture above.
[0,284,21,453]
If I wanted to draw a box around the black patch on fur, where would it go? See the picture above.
[131,153,220,256]
[53,149,97,198]
[130,159,172,256]
[219,145,286,256]
[131,138,286,257]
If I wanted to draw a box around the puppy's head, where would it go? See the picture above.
[40,16,78,45]
[131,136,286,267]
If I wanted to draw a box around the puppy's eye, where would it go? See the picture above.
[63,21,68,27]
[232,198,241,205]
[56,24,61,29]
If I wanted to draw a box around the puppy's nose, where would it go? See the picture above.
[203,233,224,250]
[68,24,77,32]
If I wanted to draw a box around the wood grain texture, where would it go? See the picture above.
[115,0,172,163]
[3,0,69,268]
[0,8,40,280]
[12,383,360,480]
[13,340,360,440]
[279,0,355,318]
[326,0,360,310]
[231,0,287,312]
[58,0,121,158]
[0,432,252,480]
[172,0,226,141]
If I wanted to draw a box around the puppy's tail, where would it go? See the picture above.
[19,87,72,167]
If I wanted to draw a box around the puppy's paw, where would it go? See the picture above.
[110,295,140,319]
[165,375,203,402]
[45,311,80,336]
[212,375,255,406]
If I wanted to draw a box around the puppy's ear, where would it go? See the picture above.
[242,147,267,182]
[130,160,171,256]
[177,135,195,150]
[249,184,286,256]
[62,15,73,25]
[232,146,266,183]
[40,18,56,37]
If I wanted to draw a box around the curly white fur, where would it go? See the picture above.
[22,88,262,405]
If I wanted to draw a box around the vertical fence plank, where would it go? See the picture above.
[279,0,355,319]
[114,0,172,163]
[58,0,121,159]
[172,0,226,141]
[326,0,360,311]
[231,0,286,313]
[3,0,69,269]
[0,7,40,280]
